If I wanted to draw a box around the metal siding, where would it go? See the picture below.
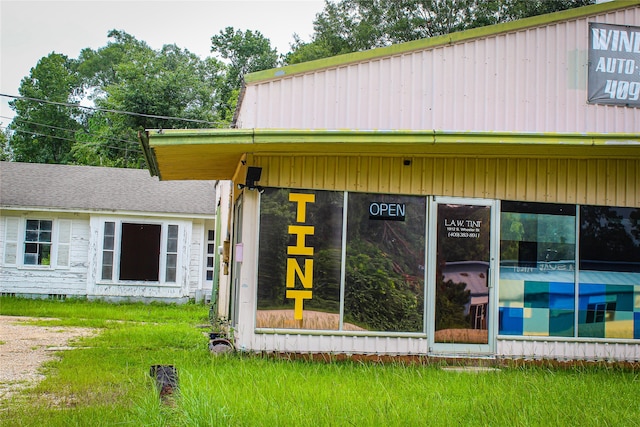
[250,155,640,207]
[497,339,640,362]
[237,8,640,134]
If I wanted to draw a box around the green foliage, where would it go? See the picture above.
[8,53,82,163]
[344,240,422,331]
[286,0,595,64]
[211,27,279,121]
[0,126,11,160]
[7,30,228,167]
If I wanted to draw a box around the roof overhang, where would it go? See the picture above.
[139,129,640,181]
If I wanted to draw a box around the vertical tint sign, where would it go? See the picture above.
[588,23,640,107]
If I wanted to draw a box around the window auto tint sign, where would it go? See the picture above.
[369,202,406,221]
[588,23,640,107]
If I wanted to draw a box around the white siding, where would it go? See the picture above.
[497,338,640,362]
[237,7,640,134]
[188,220,206,298]
[0,212,89,296]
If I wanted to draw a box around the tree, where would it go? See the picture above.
[8,30,226,167]
[0,126,11,161]
[75,35,225,167]
[285,0,595,64]
[8,53,82,163]
[211,27,279,121]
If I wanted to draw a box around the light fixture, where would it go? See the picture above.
[237,166,264,193]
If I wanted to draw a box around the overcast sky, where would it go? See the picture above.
[0,0,324,123]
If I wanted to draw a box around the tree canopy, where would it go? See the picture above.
[285,0,594,64]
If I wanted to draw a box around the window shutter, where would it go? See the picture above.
[57,220,72,268]
[3,217,19,265]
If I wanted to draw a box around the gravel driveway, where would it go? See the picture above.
[0,316,96,399]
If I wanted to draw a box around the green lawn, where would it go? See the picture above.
[1,296,638,426]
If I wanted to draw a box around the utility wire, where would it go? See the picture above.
[0,93,224,126]
[0,115,139,146]
[0,125,143,154]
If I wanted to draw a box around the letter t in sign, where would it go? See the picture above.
[289,193,315,222]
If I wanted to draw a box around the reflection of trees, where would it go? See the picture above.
[500,210,575,265]
[435,278,470,330]
[580,206,640,271]
[344,240,423,332]
[257,189,293,307]
[257,188,342,312]
[344,194,425,332]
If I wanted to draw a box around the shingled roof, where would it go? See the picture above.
[0,162,216,216]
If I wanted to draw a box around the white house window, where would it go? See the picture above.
[24,220,52,265]
[3,217,70,269]
[101,222,116,280]
[206,229,215,281]
[100,221,180,283]
[166,225,178,283]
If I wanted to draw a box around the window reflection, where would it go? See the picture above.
[344,193,426,332]
[498,202,576,337]
[579,206,640,339]
[256,188,343,330]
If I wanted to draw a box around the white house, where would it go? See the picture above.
[0,162,217,303]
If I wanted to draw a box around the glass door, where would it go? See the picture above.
[428,197,497,355]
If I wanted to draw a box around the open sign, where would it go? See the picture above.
[369,202,406,221]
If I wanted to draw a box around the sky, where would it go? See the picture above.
[0,0,325,123]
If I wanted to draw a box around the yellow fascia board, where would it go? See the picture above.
[245,0,640,84]
[148,128,640,147]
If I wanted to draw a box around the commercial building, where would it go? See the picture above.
[141,1,640,360]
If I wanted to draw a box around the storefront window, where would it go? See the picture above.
[578,206,640,339]
[498,202,576,337]
[343,193,426,332]
[256,188,343,330]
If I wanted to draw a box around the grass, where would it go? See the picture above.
[1,296,639,426]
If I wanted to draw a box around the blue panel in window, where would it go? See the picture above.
[548,282,574,310]
[635,312,640,339]
[499,307,523,335]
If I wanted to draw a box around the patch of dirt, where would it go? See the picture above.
[0,316,97,400]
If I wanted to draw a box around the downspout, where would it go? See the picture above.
[138,130,161,178]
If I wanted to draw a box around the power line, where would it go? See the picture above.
[0,93,225,126]
[0,115,139,147]
[0,125,143,154]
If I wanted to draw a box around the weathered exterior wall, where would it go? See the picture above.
[237,7,640,134]
[250,155,640,208]
[0,211,89,297]
[189,219,216,301]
